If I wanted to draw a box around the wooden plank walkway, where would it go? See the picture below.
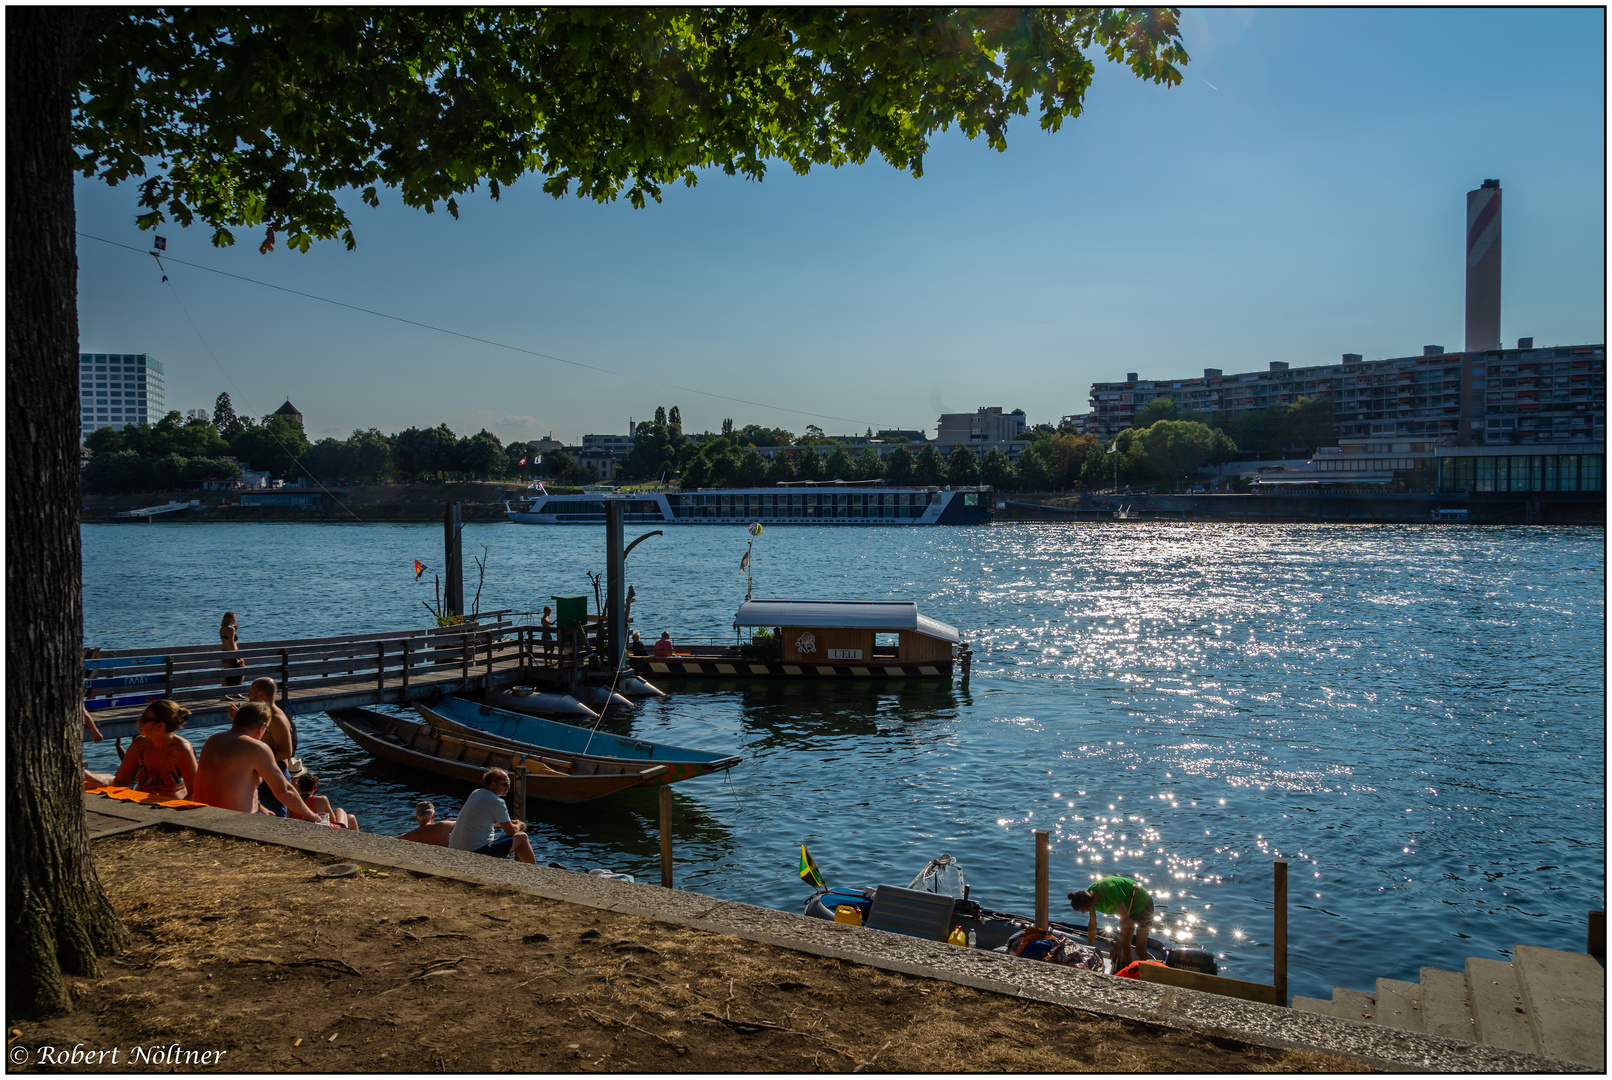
[83,617,593,739]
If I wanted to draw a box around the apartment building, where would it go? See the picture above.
[1086,341,1606,450]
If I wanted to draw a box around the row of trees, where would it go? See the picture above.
[1132,395,1336,460]
[81,392,1269,495]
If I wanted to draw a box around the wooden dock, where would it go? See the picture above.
[83,614,594,739]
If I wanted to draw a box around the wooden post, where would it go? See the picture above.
[401,640,411,696]
[376,640,385,693]
[659,784,673,888]
[461,628,469,683]
[280,648,290,697]
[510,765,528,821]
[1589,911,1605,960]
[484,630,493,692]
[1274,859,1288,1008]
[164,655,174,698]
[444,501,464,618]
[1035,830,1049,929]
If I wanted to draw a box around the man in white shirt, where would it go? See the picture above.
[448,768,536,864]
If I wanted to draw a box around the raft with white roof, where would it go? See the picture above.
[630,599,971,681]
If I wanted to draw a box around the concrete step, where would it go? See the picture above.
[1513,944,1606,1069]
[1464,957,1534,1056]
[1329,987,1377,1024]
[1374,977,1423,1031]
[1419,966,1476,1041]
[1291,995,1333,1017]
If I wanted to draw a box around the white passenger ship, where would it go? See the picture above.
[504,482,991,526]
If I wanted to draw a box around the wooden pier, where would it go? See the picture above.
[83,613,595,740]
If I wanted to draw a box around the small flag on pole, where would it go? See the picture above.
[1107,439,1118,455]
[413,559,426,581]
[799,844,825,890]
[517,456,527,466]
[739,544,751,573]
[153,236,167,251]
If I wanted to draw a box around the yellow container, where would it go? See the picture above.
[834,905,863,926]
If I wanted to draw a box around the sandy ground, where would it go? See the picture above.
[7,829,1356,1073]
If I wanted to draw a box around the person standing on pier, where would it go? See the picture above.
[448,769,536,864]
[1069,876,1156,971]
[220,611,245,690]
[192,702,318,821]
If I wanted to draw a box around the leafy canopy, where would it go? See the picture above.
[75,8,1187,252]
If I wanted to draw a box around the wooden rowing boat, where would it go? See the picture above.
[415,697,740,785]
[330,707,664,804]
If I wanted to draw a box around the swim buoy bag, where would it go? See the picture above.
[1115,959,1170,980]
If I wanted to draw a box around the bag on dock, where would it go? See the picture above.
[1006,927,1103,971]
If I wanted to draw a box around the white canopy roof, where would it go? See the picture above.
[735,599,960,643]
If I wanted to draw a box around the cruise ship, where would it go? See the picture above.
[504,483,991,526]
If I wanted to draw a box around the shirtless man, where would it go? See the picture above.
[192,701,318,820]
[397,800,456,847]
[231,677,295,815]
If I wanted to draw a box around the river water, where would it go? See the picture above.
[82,520,1604,1001]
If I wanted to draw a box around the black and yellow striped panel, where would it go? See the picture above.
[631,659,950,679]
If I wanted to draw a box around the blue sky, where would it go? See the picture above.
[75,8,1605,445]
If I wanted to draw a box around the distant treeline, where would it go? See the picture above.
[81,395,1334,495]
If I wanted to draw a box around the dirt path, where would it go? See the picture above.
[9,830,1353,1073]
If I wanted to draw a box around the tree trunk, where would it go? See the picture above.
[6,6,130,1018]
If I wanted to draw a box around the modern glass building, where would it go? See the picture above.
[80,353,164,440]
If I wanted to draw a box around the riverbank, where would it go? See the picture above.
[81,481,518,523]
[10,826,1362,1074]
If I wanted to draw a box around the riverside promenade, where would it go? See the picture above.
[74,794,1587,1072]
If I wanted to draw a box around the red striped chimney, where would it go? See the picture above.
[1465,180,1501,353]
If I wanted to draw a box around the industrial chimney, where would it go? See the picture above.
[1465,179,1501,353]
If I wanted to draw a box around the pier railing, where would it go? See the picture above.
[82,611,591,717]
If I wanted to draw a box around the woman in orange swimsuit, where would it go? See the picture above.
[111,699,199,800]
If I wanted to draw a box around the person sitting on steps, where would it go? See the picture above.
[448,768,536,864]
[397,800,456,847]
[295,773,360,831]
[109,699,199,800]
[191,701,318,821]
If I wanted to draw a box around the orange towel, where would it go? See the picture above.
[85,784,209,810]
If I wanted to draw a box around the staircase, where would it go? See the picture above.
[1293,945,1604,1069]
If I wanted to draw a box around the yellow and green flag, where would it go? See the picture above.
[799,843,825,890]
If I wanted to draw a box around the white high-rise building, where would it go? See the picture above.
[80,353,165,440]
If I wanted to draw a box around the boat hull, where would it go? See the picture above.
[415,697,740,785]
[506,486,992,526]
[482,686,598,719]
[330,708,663,804]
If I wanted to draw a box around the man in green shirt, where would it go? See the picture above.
[1069,876,1155,971]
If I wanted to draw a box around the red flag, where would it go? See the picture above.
[413,559,426,581]
[517,456,527,466]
